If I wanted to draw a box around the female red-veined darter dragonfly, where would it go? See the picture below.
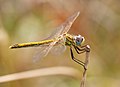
[9,12,90,70]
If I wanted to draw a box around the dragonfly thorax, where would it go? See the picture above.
[73,35,85,46]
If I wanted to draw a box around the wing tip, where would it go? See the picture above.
[77,11,80,15]
[69,11,80,22]
[75,11,80,18]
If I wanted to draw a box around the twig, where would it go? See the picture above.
[0,66,82,83]
[80,45,90,87]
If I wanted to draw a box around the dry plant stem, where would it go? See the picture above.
[80,45,90,87]
[0,66,81,83]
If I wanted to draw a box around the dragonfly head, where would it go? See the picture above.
[73,35,85,46]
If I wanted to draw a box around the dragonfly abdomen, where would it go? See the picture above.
[9,39,54,49]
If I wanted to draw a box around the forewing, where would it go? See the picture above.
[46,11,80,39]
[60,11,80,35]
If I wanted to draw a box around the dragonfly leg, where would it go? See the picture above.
[74,45,86,54]
[76,45,90,52]
[70,47,87,70]
[73,45,90,64]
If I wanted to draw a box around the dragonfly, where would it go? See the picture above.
[9,11,90,70]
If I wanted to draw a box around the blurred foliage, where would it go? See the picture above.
[0,0,120,87]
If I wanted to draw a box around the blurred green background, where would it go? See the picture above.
[0,0,120,87]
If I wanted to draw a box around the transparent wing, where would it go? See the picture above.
[33,41,57,62]
[46,11,80,39]
[50,36,66,55]
[60,11,80,35]
[33,11,80,62]
[51,44,66,56]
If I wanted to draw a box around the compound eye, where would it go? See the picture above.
[74,35,84,46]
[76,38,80,42]
[76,38,81,45]
[81,37,83,42]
